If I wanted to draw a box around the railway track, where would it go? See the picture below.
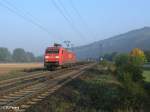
[0,69,71,98]
[0,62,87,90]
[0,63,95,112]
[0,65,83,97]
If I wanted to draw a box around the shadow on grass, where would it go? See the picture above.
[144,82,150,111]
[87,67,109,74]
[67,76,122,111]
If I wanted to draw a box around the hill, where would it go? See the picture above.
[74,27,150,59]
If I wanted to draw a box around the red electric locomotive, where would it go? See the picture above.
[44,44,76,70]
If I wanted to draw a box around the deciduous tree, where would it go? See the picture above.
[12,48,27,62]
[0,47,12,62]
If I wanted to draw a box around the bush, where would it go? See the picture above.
[115,53,148,111]
[99,60,108,67]
[130,48,147,64]
[115,54,144,82]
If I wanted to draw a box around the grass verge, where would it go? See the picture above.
[143,70,150,82]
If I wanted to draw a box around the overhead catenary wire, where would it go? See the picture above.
[69,0,87,27]
[51,0,86,40]
[57,0,75,25]
[2,0,43,26]
[0,0,53,36]
[69,0,96,38]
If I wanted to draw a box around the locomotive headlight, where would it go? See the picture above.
[45,56,49,59]
[55,56,59,58]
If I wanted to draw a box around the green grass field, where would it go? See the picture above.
[143,70,150,82]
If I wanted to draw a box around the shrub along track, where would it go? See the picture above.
[0,63,95,112]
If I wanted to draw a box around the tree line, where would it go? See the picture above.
[103,50,150,62]
[0,47,43,62]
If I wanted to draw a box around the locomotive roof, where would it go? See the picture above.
[46,46,65,50]
[46,47,73,53]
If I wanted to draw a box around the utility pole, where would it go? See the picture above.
[99,43,103,61]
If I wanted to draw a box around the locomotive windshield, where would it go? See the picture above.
[46,49,59,54]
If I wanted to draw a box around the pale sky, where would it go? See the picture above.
[0,0,150,55]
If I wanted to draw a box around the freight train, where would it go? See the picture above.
[44,44,76,70]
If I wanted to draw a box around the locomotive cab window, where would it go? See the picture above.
[46,49,59,54]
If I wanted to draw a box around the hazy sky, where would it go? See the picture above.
[0,0,150,55]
